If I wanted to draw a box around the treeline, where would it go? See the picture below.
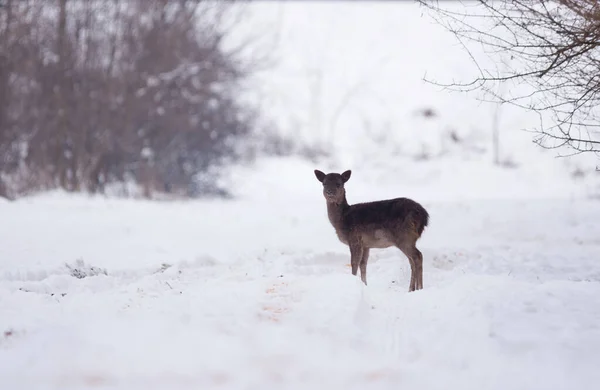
[0,0,259,199]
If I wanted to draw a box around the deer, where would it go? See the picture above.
[314,169,429,292]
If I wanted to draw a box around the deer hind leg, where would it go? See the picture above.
[413,247,423,290]
[359,248,370,285]
[397,242,419,292]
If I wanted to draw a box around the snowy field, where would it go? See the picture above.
[2,1,600,389]
[1,157,600,390]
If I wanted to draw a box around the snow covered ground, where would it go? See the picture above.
[1,157,600,390]
[2,2,600,389]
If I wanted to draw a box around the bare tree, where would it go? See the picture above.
[0,0,260,199]
[419,0,600,157]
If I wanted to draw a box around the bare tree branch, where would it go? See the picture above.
[419,0,600,156]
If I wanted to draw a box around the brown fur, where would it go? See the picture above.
[314,169,429,292]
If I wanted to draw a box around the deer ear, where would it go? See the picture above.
[341,170,351,182]
[314,169,326,182]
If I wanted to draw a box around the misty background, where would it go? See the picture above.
[0,0,598,201]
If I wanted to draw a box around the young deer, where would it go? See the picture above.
[314,169,429,292]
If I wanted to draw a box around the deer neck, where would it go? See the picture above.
[326,196,349,231]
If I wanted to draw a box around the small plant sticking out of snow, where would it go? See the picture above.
[415,107,437,119]
[1,328,24,346]
[65,259,108,279]
[499,158,519,169]
[154,263,173,274]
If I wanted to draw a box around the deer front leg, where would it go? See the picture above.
[349,240,363,278]
[360,248,370,285]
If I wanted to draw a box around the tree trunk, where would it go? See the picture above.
[55,0,70,189]
[0,0,13,147]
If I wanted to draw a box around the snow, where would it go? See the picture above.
[2,2,600,389]
[1,160,600,389]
